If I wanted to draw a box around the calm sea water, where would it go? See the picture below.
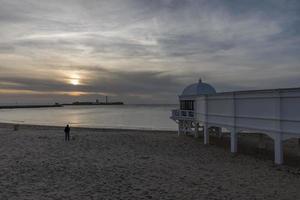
[0,105,178,130]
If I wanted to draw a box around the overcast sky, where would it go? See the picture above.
[0,0,299,104]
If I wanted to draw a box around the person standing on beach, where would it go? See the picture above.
[64,124,70,141]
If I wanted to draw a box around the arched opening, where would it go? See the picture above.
[206,126,231,149]
[223,131,300,165]
[235,132,274,160]
[280,138,300,166]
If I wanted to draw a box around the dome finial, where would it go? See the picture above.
[199,78,202,83]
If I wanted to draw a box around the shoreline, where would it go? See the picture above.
[0,122,177,134]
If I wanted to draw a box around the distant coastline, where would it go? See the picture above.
[64,101,124,106]
[0,104,63,109]
[0,99,124,109]
[0,103,124,109]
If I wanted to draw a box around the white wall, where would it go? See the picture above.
[195,89,300,140]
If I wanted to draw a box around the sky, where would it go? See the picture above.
[0,0,300,104]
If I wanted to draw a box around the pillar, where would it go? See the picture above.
[194,123,200,138]
[274,134,283,165]
[178,120,182,136]
[230,129,237,153]
[182,121,187,135]
[187,121,192,134]
[204,124,209,144]
[216,127,222,138]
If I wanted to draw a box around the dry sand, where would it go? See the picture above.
[0,123,299,200]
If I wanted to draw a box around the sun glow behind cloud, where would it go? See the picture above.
[70,79,80,86]
[68,72,81,86]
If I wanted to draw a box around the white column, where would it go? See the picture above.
[183,121,187,135]
[194,123,200,138]
[203,95,209,145]
[231,93,237,153]
[230,129,237,153]
[178,120,182,136]
[274,134,283,165]
[187,121,192,134]
[204,124,209,144]
[216,127,222,138]
[274,91,283,165]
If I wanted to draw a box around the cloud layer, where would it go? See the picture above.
[0,0,300,104]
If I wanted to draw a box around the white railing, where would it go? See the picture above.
[171,109,195,119]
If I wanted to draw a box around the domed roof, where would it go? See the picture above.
[181,79,216,96]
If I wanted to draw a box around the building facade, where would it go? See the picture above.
[171,79,300,164]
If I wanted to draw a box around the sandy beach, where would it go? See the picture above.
[0,123,299,200]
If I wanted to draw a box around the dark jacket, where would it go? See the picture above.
[64,126,70,133]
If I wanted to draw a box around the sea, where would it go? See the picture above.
[0,104,178,131]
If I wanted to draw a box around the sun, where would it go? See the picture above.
[67,72,81,86]
[70,79,80,85]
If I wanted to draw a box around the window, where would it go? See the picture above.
[180,100,194,110]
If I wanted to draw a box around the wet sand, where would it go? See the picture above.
[0,123,299,200]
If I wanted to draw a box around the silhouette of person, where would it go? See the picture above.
[64,124,70,141]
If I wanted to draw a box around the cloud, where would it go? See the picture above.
[0,0,300,103]
[0,66,185,101]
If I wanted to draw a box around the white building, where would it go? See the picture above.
[171,79,300,164]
